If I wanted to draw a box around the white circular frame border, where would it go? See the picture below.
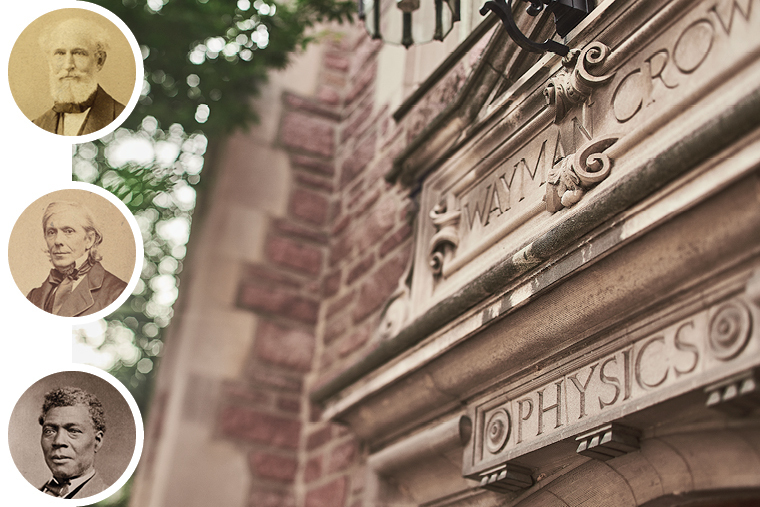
[9,181,145,323]
[10,0,144,145]
[8,363,145,505]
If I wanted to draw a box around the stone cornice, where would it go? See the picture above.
[312,0,760,446]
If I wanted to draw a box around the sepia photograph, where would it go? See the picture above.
[8,7,136,137]
[9,187,137,318]
[8,370,137,500]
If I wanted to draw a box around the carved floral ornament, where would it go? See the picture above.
[428,41,619,275]
[470,278,760,492]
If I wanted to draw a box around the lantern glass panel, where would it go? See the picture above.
[362,0,455,46]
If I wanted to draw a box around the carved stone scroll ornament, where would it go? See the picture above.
[376,249,414,342]
[544,42,615,123]
[545,134,619,212]
[428,194,461,276]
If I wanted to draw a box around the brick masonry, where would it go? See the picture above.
[213,21,475,507]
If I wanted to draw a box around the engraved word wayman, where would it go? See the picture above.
[422,0,759,288]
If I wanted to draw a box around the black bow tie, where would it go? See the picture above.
[42,478,70,497]
[49,259,94,285]
[52,89,97,114]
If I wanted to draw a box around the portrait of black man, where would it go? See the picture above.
[8,371,137,500]
[8,8,136,137]
[9,188,137,318]
[38,387,109,498]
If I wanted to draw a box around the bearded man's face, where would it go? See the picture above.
[46,27,102,104]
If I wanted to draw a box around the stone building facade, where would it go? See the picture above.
[131,0,760,506]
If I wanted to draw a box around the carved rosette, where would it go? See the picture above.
[544,42,615,122]
[428,194,461,276]
[545,134,619,212]
[485,409,511,454]
[708,301,752,361]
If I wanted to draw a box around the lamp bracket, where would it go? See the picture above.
[480,0,593,56]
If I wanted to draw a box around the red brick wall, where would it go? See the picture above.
[218,23,472,506]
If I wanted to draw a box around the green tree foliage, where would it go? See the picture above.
[70,4,354,504]
[101,0,354,134]
[74,0,353,401]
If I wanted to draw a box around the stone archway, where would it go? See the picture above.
[512,426,760,507]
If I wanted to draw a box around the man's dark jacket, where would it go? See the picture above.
[33,85,125,136]
[27,262,128,317]
[40,472,110,499]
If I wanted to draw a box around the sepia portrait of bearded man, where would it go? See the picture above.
[8,8,136,138]
[33,17,125,136]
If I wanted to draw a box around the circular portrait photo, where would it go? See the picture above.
[8,5,140,140]
[8,369,142,502]
[8,185,141,319]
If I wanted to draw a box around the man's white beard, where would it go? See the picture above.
[49,71,98,104]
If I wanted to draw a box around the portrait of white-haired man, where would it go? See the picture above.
[8,8,135,137]
[26,201,128,316]
[9,189,137,318]
[8,371,137,501]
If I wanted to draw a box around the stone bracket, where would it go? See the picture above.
[428,194,461,276]
[478,462,534,493]
[544,42,615,123]
[705,369,760,417]
[575,423,640,461]
[545,134,619,212]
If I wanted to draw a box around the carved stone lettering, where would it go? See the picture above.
[568,363,598,419]
[460,133,554,239]
[635,336,669,389]
[420,0,760,294]
[607,0,757,126]
[470,294,759,472]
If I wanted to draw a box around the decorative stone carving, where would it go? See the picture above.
[705,369,760,417]
[708,300,752,360]
[575,423,640,460]
[464,291,760,480]
[485,408,511,454]
[545,134,619,212]
[544,42,615,123]
[478,463,533,493]
[376,244,415,341]
[428,194,461,275]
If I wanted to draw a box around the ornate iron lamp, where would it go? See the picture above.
[358,0,461,47]
[480,0,593,56]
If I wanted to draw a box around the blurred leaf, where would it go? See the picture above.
[76,2,356,505]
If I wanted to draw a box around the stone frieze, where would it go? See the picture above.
[463,279,760,484]
[417,0,760,291]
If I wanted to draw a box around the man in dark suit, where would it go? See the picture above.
[33,17,125,136]
[27,201,127,317]
[39,387,110,499]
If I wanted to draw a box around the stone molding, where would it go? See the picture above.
[509,427,760,507]
[464,271,760,481]
[313,0,760,450]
